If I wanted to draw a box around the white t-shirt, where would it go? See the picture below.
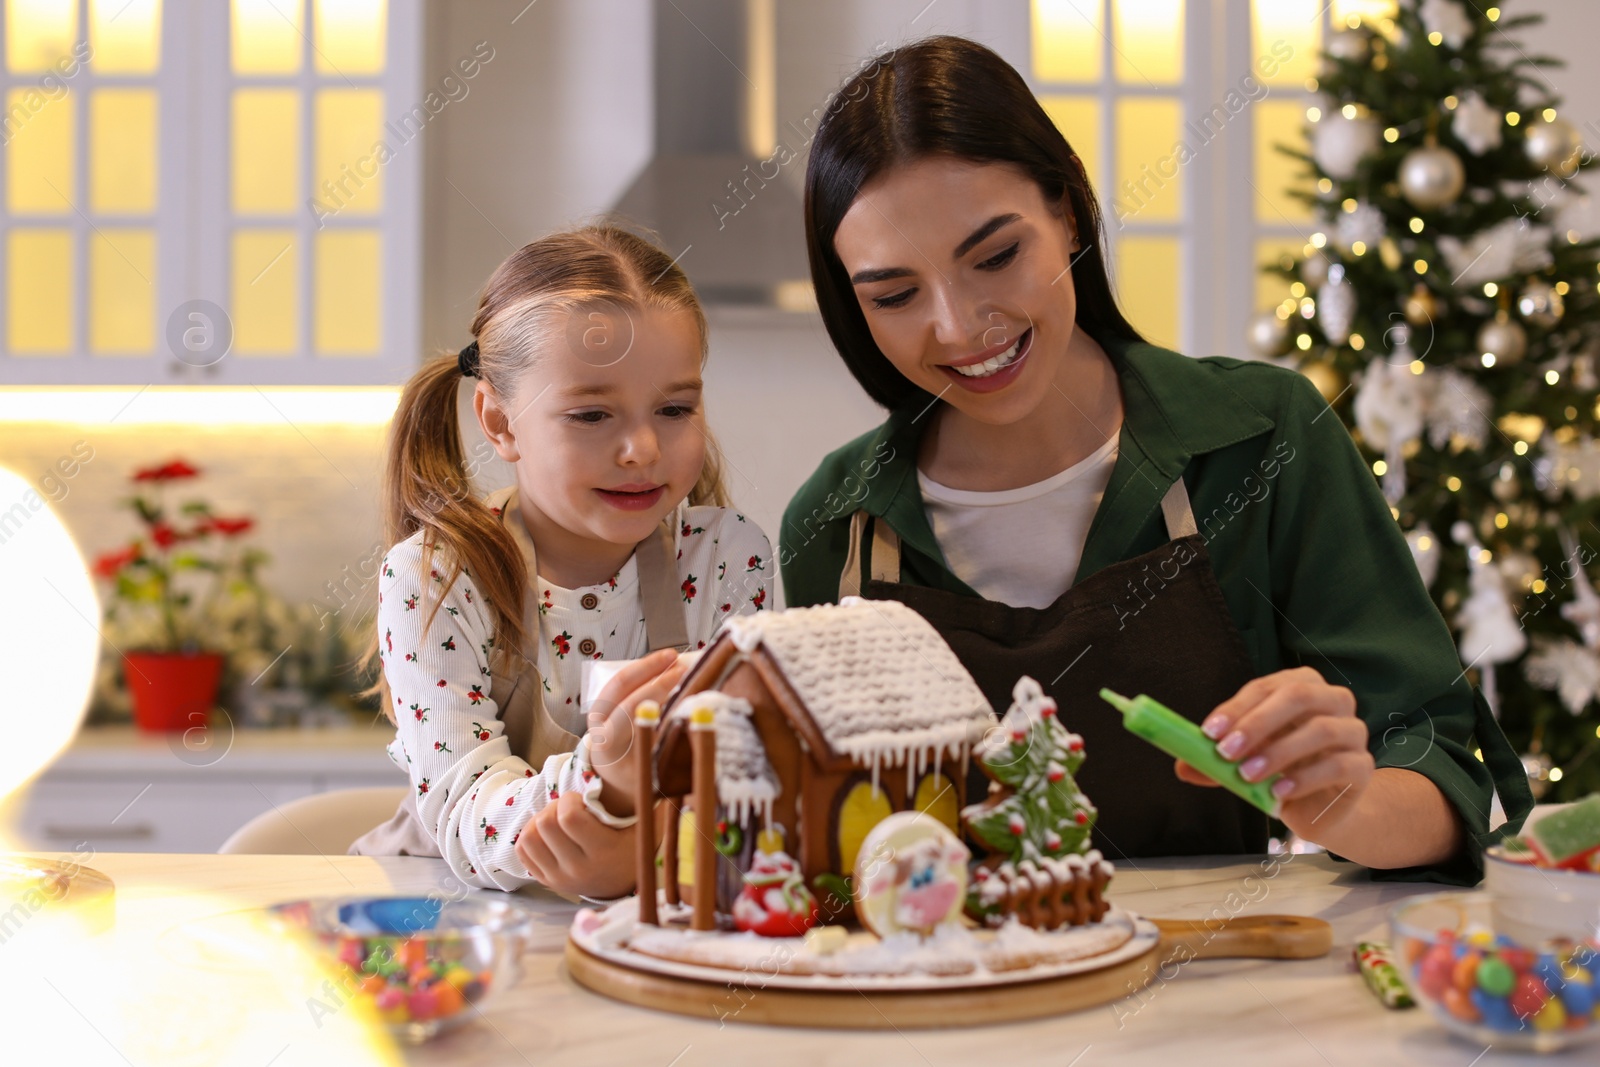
[918,435,1119,610]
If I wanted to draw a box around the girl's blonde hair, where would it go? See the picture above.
[368,224,729,719]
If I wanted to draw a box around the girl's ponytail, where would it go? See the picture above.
[366,354,528,721]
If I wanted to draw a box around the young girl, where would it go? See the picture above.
[352,225,773,896]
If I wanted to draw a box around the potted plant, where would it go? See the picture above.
[91,460,266,732]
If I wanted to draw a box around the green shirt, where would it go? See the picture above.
[780,334,1532,885]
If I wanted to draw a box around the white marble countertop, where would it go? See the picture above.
[9,849,1589,1065]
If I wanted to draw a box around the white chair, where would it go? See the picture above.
[219,786,407,855]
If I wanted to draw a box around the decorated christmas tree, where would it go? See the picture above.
[962,677,1097,863]
[1249,0,1600,798]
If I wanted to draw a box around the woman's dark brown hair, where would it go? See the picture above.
[804,35,1144,411]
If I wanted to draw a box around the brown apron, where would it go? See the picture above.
[351,487,690,857]
[840,475,1269,860]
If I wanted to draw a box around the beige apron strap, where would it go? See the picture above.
[637,519,691,652]
[838,511,869,600]
[838,510,903,601]
[1160,475,1199,539]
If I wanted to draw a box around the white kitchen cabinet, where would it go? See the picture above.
[0,0,421,386]
[10,724,402,854]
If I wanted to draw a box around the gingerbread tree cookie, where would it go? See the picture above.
[962,676,1111,929]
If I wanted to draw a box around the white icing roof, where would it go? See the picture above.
[718,597,994,767]
[671,691,777,825]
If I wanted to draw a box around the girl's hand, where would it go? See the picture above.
[515,790,636,899]
[584,648,691,817]
[1174,666,1375,841]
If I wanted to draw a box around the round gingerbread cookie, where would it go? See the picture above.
[853,811,970,938]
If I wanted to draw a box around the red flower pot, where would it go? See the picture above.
[123,651,225,732]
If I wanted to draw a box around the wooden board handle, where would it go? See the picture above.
[1152,914,1332,960]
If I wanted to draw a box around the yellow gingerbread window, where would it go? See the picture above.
[835,778,894,875]
[913,771,961,834]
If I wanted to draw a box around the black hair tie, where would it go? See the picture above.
[457,340,480,378]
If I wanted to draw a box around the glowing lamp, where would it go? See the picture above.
[0,464,97,804]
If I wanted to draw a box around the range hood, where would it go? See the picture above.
[611,0,813,310]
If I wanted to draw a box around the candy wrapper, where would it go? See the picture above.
[1355,940,1415,1009]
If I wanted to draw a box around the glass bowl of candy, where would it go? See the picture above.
[1391,891,1600,1053]
[267,895,538,1044]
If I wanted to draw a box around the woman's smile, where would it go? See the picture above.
[939,326,1033,392]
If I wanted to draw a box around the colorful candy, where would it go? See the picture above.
[1401,927,1600,1038]
[1520,795,1600,870]
[1354,942,1416,1009]
[316,935,494,1029]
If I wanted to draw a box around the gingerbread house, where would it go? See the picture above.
[644,597,996,920]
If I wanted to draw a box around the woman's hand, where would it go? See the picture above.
[514,790,636,899]
[584,648,692,818]
[1175,666,1375,841]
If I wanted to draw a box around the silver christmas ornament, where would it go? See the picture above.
[1247,310,1291,358]
[1324,28,1369,67]
[1420,0,1474,49]
[1575,351,1599,391]
[1400,142,1466,209]
[1517,278,1564,327]
[1477,311,1528,365]
[1317,263,1357,345]
[1521,749,1554,799]
[1300,254,1331,289]
[1452,91,1503,156]
[1312,108,1381,181]
[1406,524,1441,589]
[1335,200,1386,252]
[1524,115,1583,179]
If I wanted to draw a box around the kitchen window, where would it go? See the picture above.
[1026,0,1399,357]
[0,0,420,385]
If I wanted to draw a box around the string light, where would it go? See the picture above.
[1447,477,1462,491]
[1507,111,1521,126]
[1311,233,1328,248]
[1547,370,1560,385]
[1350,333,1365,350]
[1374,459,1388,476]
[1483,353,1497,367]
[1342,104,1358,119]
[1409,217,1424,233]
[1414,258,1429,273]
[1384,127,1399,143]
[1307,105,1322,122]
[1484,282,1499,297]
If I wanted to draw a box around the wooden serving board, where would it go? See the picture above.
[565,913,1332,1029]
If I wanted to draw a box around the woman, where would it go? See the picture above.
[781,36,1530,883]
